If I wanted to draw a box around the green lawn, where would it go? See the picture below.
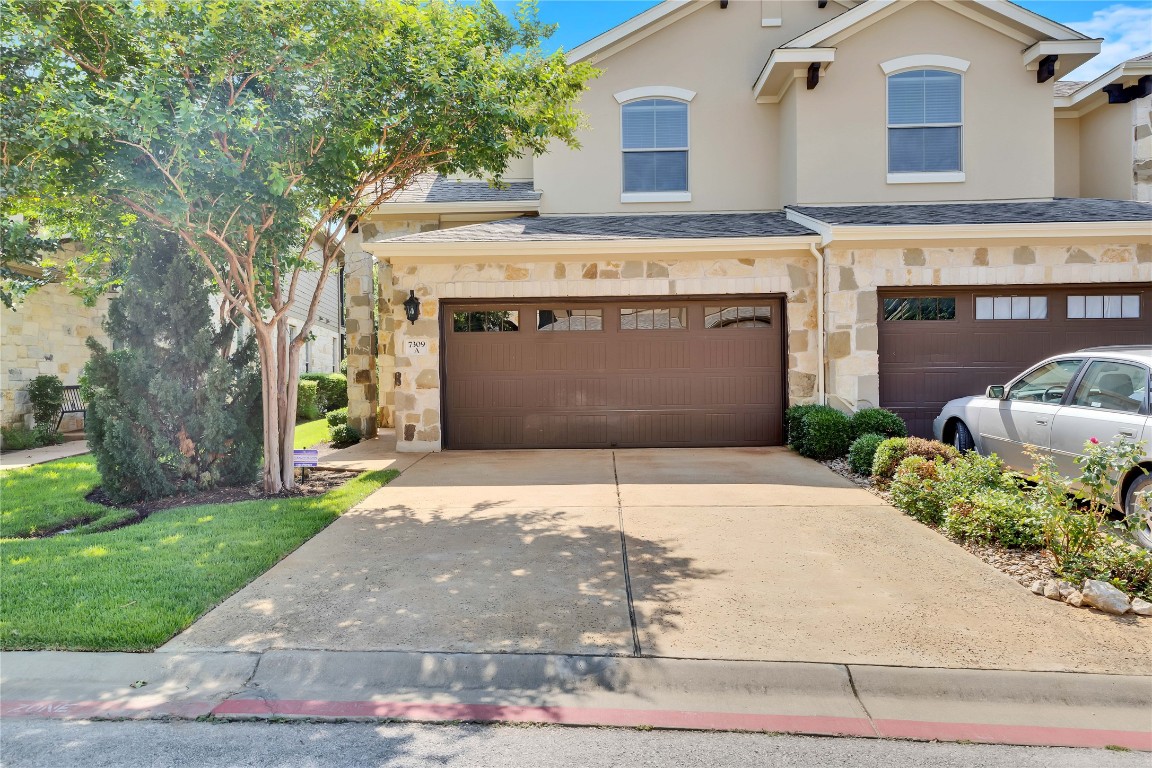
[0,457,135,538]
[294,417,330,449]
[0,458,397,650]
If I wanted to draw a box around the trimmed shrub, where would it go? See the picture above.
[301,372,347,412]
[939,451,1016,499]
[339,357,348,375]
[872,437,959,479]
[798,407,852,460]
[891,456,947,525]
[945,487,1044,549]
[296,380,321,421]
[1060,537,1152,602]
[847,433,886,475]
[784,403,823,450]
[325,407,348,427]
[849,408,907,440]
[2,426,43,451]
[28,374,64,429]
[330,423,361,449]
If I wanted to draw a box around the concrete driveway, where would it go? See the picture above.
[165,447,1150,674]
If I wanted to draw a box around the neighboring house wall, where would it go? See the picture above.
[1,283,111,434]
[535,1,841,214]
[788,1,1055,204]
[1053,117,1080,197]
[1132,95,1152,201]
[284,257,344,374]
[1079,101,1137,200]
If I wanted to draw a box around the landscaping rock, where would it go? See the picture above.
[1081,580,1132,615]
[1057,581,1077,599]
[1030,580,1045,595]
[1067,590,1084,608]
[1043,580,1063,601]
[1131,598,1152,617]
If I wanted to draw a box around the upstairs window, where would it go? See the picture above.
[887,69,962,175]
[622,98,688,195]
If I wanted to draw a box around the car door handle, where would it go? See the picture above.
[1119,429,1136,437]
[1035,419,1049,425]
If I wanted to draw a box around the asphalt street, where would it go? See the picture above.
[2,720,1146,768]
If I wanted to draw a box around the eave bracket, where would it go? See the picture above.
[1036,55,1057,84]
[807,62,821,90]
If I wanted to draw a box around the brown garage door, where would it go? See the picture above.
[879,285,1151,437]
[442,298,785,449]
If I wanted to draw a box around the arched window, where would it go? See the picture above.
[887,69,962,178]
[621,98,689,197]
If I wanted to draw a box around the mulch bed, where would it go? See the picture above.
[77,469,359,532]
[822,457,1056,587]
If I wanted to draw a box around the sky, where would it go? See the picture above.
[498,0,1152,81]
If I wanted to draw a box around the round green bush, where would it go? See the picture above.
[847,433,886,475]
[27,374,64,428]
[302,372,348,412]
[872,437,958,479]
[849,408,907,440]
[944,487,1043,549]
[785,403,823,452]
[329,423,361,449]
[325,407,348,427]
[296,379,321,421]
[798,407,852,460]
[891,456,948,525]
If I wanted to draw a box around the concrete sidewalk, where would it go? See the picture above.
[0,440,89,469]
[1,649,1149,751]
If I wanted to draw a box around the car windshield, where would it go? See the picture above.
[1006,359,1083,403]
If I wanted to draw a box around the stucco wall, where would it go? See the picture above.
[822,242,1152,411]
[535,0,841,214]
[387,251,820,452]
[1079,100,1136,200]
[1053,117,1080,198]
[790,0,1056,204]
[1,284,111,434]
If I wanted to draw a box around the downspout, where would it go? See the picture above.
[808,242,826,406]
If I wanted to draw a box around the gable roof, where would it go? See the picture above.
[567,0,711,64]
[1054,52,1152,113]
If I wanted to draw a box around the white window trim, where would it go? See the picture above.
[621,192,692,203]
[880,54,971,75]
[886,67,964,182]
[887,171,966,184]
[620,93,691,202]
[614,86,696,104]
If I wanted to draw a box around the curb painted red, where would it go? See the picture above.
[210,698,877,737]
[0,699,216,720]
[210,698,1152,750]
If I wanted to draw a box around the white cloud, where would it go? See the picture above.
[1061,3,1152,81]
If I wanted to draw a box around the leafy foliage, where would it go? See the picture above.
[301,372,347,412]
[330,423,361,449]
[81,234,262,503]
[944,488,1046,550]
[325,407,349,428]
[847,433,886,476]
[785,403,823,447]
[27,375,64,428]
[849,408,907,440]
[0,220,59,310]
[891,456,947,525]
[871,437,958,479]
[1,425,57,451]
[5,0,595,492]
[296,380,321,421]
[786,404,852,459]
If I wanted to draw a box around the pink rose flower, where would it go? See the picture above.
[1089,437,1099,445]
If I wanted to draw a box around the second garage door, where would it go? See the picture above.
[442,298,785,449]
[879,285,1151,437]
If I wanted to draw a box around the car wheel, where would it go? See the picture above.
[952,421,975,453]
[1125,472,1152,550]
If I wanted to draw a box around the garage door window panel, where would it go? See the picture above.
[1067,295,1141,319]
[882,297,956,321]
[453,311,520,332]
[704,306,773,329]
[1007,359,1084,403]
[537,309,603,332]
[976,296,1047,320]
[1068,361,1148,414]
[620,307,687,330]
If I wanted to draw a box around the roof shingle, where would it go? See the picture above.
[383,173,541,205]
[386,212,817,243]
[788,199,1152,226]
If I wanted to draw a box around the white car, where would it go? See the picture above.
[933,346,1152,548]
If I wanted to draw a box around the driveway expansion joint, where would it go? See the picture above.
[612,450,642,658]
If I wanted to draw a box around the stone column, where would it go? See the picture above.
[376,259,396,429]
[343,231,377,438]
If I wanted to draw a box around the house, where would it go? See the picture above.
[329,2,1152,448]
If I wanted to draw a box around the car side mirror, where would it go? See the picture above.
[986,385,1006,400]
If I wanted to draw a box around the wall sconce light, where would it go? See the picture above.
[403,290,421,325]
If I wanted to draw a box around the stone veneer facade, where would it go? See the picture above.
[1,283,112,436]
[366,239,1150,453]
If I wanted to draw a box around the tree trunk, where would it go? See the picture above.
[281,341,302,491]
[254,323,283,494]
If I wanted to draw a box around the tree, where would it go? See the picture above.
[5,0,594,492]
[82,231,263,504]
